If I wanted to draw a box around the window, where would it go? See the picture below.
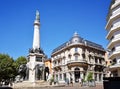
[75,55,78,61]
[60,74,62,80]
[63,73,66,81]
[106,61,108,65]
[68,54,71,59]
[75,47,78,52]
[95,73,97,81]
[36,57,42,62]
[95,58,97,63]
[111,47,115,52]
[110,61,112,63]
[99,74,102,81]
[112,58,116,65]
[99,59,102,64]
[54,61,56,64]
[56,74,58,81]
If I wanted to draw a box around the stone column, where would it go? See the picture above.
[98,58,99,64]
[71,71,75,83]
[62,73,64,80]
[58,73,60,81]
[101,73,103,81]
[66,72,70,82]
[97,73,99,82]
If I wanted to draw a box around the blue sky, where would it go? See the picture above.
[0,0,110,59]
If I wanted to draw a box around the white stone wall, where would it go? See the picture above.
[115,0,120,4]
[107,0,120,76]
[52,46,105,83]
[112,5,120,15]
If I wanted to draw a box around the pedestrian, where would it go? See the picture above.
[70,77,73,87]
[81,78,83,87]
[66,78,69,86]
[79,78,81,84]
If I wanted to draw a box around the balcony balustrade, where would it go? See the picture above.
[109,64,120,71]
[109,49,120,59]
[53,63,62,68]
[74,51,80,55]
[94,62,103,66]
[67,59,87,64]
[106,10,120,30]
[106,24,120,39]
[107,37,120,49]
[94,53,104,58]
[111,1,120,10]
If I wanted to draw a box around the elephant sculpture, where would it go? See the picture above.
[35,64,44,80]
[18,64,29,81]
[18,63,45,81]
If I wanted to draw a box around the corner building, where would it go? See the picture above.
[51,32,106,83]
[106,0,120,76]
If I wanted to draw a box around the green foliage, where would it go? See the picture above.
[15,56,27,69]
[0,54,15,81]
[87,72,93,81]
[49,75,54,85]
[0,54,27,82]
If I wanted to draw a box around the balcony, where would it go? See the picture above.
[109,49,120,59]
[107,37,120,49]
[111,1,120,10]
[73,51,80,55]
[67,59,87,67]
[94,53,104,58]
[53,63,62,70]
[53,63,60,67]
[106,24,120,39]
[94,62,104,66]
[106,10,120,30]
[109,64,120,71]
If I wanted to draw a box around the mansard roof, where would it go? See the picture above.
[52,32,105,54]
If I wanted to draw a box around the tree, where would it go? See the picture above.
[15,56,27,73]
[0,53,15,81]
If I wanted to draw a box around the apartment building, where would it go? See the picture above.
[106,0,120,76]
[51,32,106,83]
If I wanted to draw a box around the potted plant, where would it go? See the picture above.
[49,76,54,85]
[87,72,95,87]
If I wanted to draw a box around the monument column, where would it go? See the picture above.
[28,10,45,82]
[33,10,40,50]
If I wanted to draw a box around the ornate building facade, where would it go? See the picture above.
[106,0,120,76]
[51,32,106,83]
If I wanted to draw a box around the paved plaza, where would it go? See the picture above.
[50,83,103,89]
[13,83,103,89]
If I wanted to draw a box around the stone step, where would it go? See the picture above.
[14,81,50,88]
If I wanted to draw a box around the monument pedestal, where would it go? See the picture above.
[28,52,45,82]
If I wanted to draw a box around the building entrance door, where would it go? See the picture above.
[74,67,80,82]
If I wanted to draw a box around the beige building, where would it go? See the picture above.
[51,32,106,83]
[104,52,111,77]
[106,0,120,76]
[44,59,52,74]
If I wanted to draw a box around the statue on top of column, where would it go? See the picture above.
[36,10,40,21]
